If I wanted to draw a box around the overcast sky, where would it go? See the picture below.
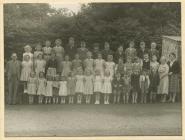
[50,3,82,13]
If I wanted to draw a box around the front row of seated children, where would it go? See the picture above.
[26,67,159,105]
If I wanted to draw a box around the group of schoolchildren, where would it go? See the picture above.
[17,37,179,105]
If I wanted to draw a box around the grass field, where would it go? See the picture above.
[5,103,182,137]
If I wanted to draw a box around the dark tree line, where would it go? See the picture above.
[4,3,181,59]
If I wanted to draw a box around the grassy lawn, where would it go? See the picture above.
[5,103,182,136]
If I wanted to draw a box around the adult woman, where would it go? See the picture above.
[168,53,180,103]
[53,39,65,74]
[158,56,169,103]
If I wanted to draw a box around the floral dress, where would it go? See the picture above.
[84,75,94,95]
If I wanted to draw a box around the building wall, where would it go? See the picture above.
[162,37,181,61]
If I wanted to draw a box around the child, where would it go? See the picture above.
[94,53,105,76]
[124,57,133,76]
[83,51,94,73]
[23,45,33,62]
[27,71,37,104]
[122,73,131,104]
[45,75,53,104]
[125,41,137,62]
[77,41,88,61]
[20,55,33,93]
[59,76,68,104]
[116,58,125,76]
[105,54,115,78]
[149,42,159,60]
[139,70,150,104]
[67,72,76,104]
[142,53,150,71]
[92,43,100,59]
[37,72,46,104]
[84,69,94,104]
[149,68,159,103]
[34,53,46,77]
[102,70,112,104]
[132,57,142,75]
[131,70,140,104]
[62,55,72,77]
[112,73,123,104]
[43,40,52,62]
[53,75,60,104]
[75,69,85,104]
[72,54,82,74]
[33,43,43,60]
[46,51,57,79]
[94,70,103,104]
[150,55,159,72]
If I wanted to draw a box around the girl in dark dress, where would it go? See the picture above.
[112,73,123,104]
[149,68,160,103]
[131,70,140,104]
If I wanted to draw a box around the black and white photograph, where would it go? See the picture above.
[3,1,182,138]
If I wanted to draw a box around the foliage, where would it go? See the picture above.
[4,3,181,59]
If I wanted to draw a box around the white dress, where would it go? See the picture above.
[20,61,33,81]
[105,61,115,77]
[59,81,68,96]
[37,78,46,95]
[75,75,84,93]
[35,59,46,77]
[27,77,37,95]
[102,76,112,94]
[94,76,103,93]
[84,75,93,95]
[94,59,105,76]
[158,64,169,95]
[45,81,53,97]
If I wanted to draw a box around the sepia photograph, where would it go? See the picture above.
[3,1,182,137]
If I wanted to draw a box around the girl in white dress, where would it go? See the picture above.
[94,53,105,76]
[45,75,53,104]
[94,70,103,104]
[67,72,76,104]
[84,51,94,74]
[52,75,60,104]
[27,71,37,104]
[75,69,85,104]
[59,76,68,104]
[105,54,116,78]
[34,53,46,77]
[61,55,72,77]
[102,70,112,104]
[84,69,94,104]
[23,45,33,62]
[37,72,46,104]
[20,55,33,93]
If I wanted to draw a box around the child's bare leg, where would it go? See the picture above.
[107,94,110,104]
[135,92,138,104]
[172,92,176,103]
[117,92,120,103]
[150,92,153,103]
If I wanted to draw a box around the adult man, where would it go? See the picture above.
[6,53,21,105]
[101,41,113,60]
[65,37,77,60]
